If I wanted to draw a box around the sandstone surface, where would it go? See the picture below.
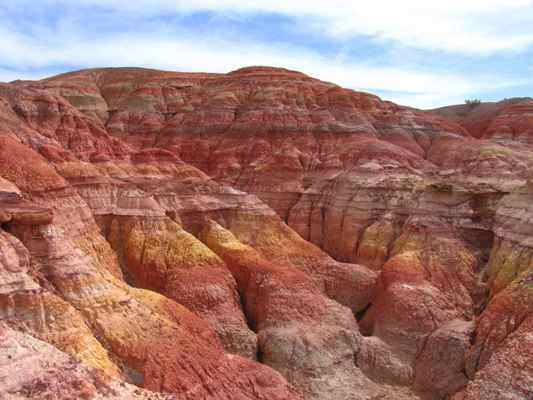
[1,66,532,399]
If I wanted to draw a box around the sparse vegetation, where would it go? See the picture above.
[465,98,482,109]
[502,97,533,104]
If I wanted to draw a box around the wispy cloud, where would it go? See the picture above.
[0,25,517,108]
[0,68,45,82]
[25,0,533,54]
[0,1,532,108]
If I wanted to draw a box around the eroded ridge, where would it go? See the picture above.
[1,67,532,400]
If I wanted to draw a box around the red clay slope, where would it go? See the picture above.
[0,66,532,400]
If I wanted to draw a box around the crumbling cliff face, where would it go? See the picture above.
[1,66,532,400]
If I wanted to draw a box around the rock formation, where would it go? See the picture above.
[0,66,532,399]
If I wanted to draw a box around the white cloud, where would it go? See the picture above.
[33,0,533,54]
[0,25,519,108]
[0,1,531,108]
[0,66,48,83]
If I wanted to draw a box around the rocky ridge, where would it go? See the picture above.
[0,66,532,399]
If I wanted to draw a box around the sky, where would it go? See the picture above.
[1,1,533,108]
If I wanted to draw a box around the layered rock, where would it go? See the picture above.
[455,275,533,400]
[200,220,414,400]
[2,66,533,400]
[414,319,475,398]
[0,127,300,399]
[0,324,173,400]
[453,184,533,400]
[15,67,469,221]
[354,216,482,397]
[433,97,533,142]
[102,214,257,359]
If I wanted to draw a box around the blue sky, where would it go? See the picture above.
[2,1,533,108]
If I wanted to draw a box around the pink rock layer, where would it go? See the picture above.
[1,66,532,400]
